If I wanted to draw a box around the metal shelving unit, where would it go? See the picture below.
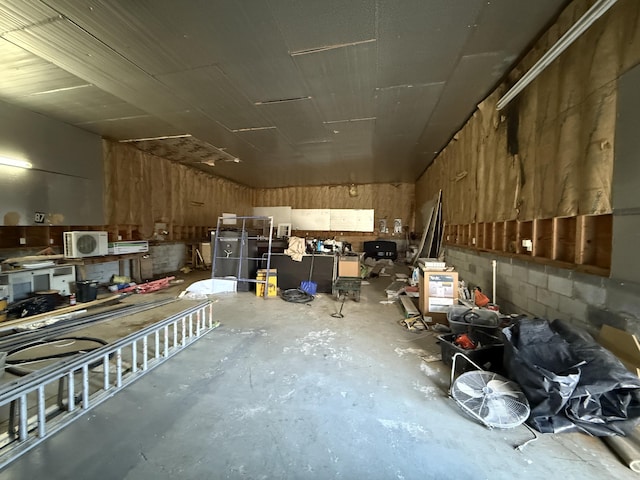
[211,215,274,297]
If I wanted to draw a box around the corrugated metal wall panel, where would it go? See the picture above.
[293,42,377,121]
[156,66,272,131]
[270,0,375,53]
[376,0,484,86]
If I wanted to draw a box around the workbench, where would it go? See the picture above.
[268,253,336,293]
[0,264,76,302]
[66,253,146,283]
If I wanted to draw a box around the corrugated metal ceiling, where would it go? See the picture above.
[0,0,569,188]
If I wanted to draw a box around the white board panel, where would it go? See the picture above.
[291,209,331,230]
[252,206,292,226]
[222,212,237,225]
[330,209,374,232]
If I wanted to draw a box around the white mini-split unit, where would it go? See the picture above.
[108,241,149,255]
[63,231,109,258]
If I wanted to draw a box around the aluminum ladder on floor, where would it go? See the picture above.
[0,300,216,470]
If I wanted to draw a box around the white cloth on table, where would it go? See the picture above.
[284,236,306,262]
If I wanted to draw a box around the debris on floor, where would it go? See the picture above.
[120,276,175,294]
[422,353,441,363]
[384,281,407,299]
[398,315,429,332]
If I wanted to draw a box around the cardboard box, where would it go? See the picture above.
[256,269,277,297]
[338,256,360,277]
[419,270,458,323]
[598,324,640,377]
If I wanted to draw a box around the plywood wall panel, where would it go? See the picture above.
[104,141,252,237]
[416,0,638,225]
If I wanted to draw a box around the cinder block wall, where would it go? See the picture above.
[84,262,127,285]
[83,243,185,284]
[150,243,186,275]
[446,246,640,337]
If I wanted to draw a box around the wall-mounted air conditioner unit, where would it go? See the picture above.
[63,231,108,258]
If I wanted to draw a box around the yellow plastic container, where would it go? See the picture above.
[256,269,277,297]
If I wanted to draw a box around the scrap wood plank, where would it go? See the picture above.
[400,295,420,318]
[597,324,640,377]
[1,254,65,264]
[413,190,442,265]
[412,199,435,265]
[424,191,442,259]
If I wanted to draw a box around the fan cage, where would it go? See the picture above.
[451,370,530,429]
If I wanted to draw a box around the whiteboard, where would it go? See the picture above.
[252,206,292,226]
[291,209,331,230]
[330,209,374,232]
[222,212,237,225]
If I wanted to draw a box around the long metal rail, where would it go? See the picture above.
[0,297,178,353]
[0,300,215,470]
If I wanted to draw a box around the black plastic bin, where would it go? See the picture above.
[439,331,504,373]
[76,280,98,303]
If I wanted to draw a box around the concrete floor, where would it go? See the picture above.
[0,268,636,479]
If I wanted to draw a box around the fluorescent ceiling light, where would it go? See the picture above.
[0,156,32,169]
[29,84,92,96]
[120,134,192,142]
[231,126,276,132]
[323,117,376,124]
[254,96,311,105]
[290,38,376,56]
[496,0,618,110]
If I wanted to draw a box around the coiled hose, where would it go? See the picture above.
[281,288,314,303]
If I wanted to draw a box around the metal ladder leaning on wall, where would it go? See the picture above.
[0,300,216,470]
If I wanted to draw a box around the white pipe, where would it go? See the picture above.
[496,0,618,110]
[492,260,497,304]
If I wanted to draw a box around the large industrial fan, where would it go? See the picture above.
[449,353,530,429]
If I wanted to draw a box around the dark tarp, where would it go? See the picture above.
[503,318,640,436]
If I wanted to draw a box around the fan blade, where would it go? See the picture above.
[456,380,484,398]
[481,397,512,425]
[487,379,520,397]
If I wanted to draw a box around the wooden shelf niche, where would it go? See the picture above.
[445,213,612,276]
[0,224,140,250]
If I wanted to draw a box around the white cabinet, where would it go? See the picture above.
[49,266,75,296]
[0,265,76,302]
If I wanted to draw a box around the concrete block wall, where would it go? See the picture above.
[150,243,186,275]
[83,243,185,284]
[84,261,127,285]
[446,246,640,337]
